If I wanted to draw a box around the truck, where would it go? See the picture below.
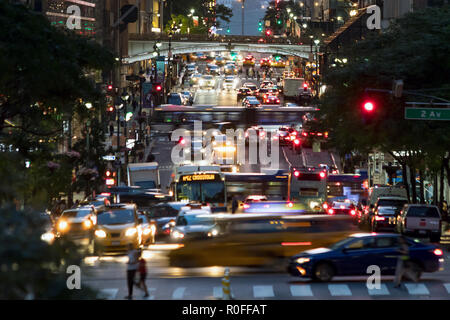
[282,77,305,101]
[127,162,160,190]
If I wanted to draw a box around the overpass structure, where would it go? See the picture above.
[125,34,314,64]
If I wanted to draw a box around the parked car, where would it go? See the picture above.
[287,233,444,281]
[396,204,442,242]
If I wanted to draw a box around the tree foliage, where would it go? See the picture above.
[315,6,450,200]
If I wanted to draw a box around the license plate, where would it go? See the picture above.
[111,241,121,246]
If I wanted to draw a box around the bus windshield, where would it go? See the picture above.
[176,181,225,203]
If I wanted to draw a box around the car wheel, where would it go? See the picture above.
[313,262,335,282]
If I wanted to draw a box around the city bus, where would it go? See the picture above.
[326,173,369,204]
[288,167,327,212]
[172,165,227,212]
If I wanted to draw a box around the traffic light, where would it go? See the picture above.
[303,82,308,92]
[277,19,282,25]
[154,84,162,92]
[265,29,272,36]
[107,84,113,91]
[226,27,230,33]
[104,169,116,186]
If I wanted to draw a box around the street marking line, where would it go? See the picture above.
[328,284,352,296]
[404,283,430,295]
[368,283,390,296]
[253,285,275,298]
[99,288,118,300]
[444,283,450,294]
[290,285,313,297]
[172,287,186,299]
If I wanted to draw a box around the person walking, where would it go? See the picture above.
[394,235,418,288]
[135,249,149,298]
[125,243,139,299]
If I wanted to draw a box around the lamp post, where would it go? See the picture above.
[85,102,93,197]
[188,9,195,34]
[121,90,130,168]
[314,39,320,97]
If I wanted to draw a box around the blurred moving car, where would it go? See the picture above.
[396,204,442,242]
[243,83,258,95]
[55,206,97,245]
[288,233,444,281]
[190,74,203,86]
[244,98,261,109]
[260,80,274,88]
[243,55,255,66]
[40,211,56,244]
[93,204,143,254]
[170,210,219,242]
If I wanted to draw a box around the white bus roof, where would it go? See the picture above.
[127,162,159,171]
[176,165,221,174]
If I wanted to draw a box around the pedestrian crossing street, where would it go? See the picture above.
[97,281,450,300]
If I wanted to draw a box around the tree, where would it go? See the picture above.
[315,6,450,203]
[0,2,115,208]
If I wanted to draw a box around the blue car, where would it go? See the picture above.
[288,233,444,282]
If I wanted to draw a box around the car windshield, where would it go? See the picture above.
[407,206,440,218]
[378,207,397,215]
[61,209,92,218]
[97,209,135,225]
[176,215,215,226]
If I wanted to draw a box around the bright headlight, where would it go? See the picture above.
[125,227,137,237]
[172,230,184,239]
[83,219,93,229]
[58,220,68,231]
[95,229,107,238]
[41,232,55,243]
[295,257,311,264]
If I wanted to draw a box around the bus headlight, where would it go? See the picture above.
[125,227,137,237]
[309,201,319,210]
[208,228,219,237]
[95,229,107,238]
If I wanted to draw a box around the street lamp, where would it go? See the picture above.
[313,39,320,97]
[121,90,130,166]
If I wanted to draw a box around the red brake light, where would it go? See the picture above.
[350,210,356,216]
[328,208,334,215]
[323,203,328,209]
[319,172,326,179]
[287,202,294,208]
[433,248,443,256]
[294,170,300,177]
[375,216,385,221]
[363,101,374,112]
[302,132,308,137]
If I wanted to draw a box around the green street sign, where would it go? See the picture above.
[405,107,450,120]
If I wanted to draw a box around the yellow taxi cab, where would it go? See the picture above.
[93,204,143,254]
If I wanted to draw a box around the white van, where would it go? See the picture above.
[368,186,407,206]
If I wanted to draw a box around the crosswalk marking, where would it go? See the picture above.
[290,285,313,297]
[444,283,450,294]
[253,285,275,298]
[404,283,430,295]
[328,284,352,296]
[368,284,390,295]
[99,288,118,300]
[172,287,186,299]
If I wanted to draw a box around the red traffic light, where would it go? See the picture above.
[319,171,326,179]
[363,101,374,112]
[294,170,300,177]
[107,84,113,91]
[265,29,272,36]
[155,84,162,92]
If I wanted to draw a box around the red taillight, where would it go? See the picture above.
[243,204,250,209]
[294,170,300,177]
[328,208,334,215]
[302,132,308,137]
[287,202,294,208]
[294,139,300,145]
[433,248,443,256]
[319,172,326,179]
[350,210,356,216]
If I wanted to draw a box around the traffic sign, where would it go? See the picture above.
[405,107,450,120]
